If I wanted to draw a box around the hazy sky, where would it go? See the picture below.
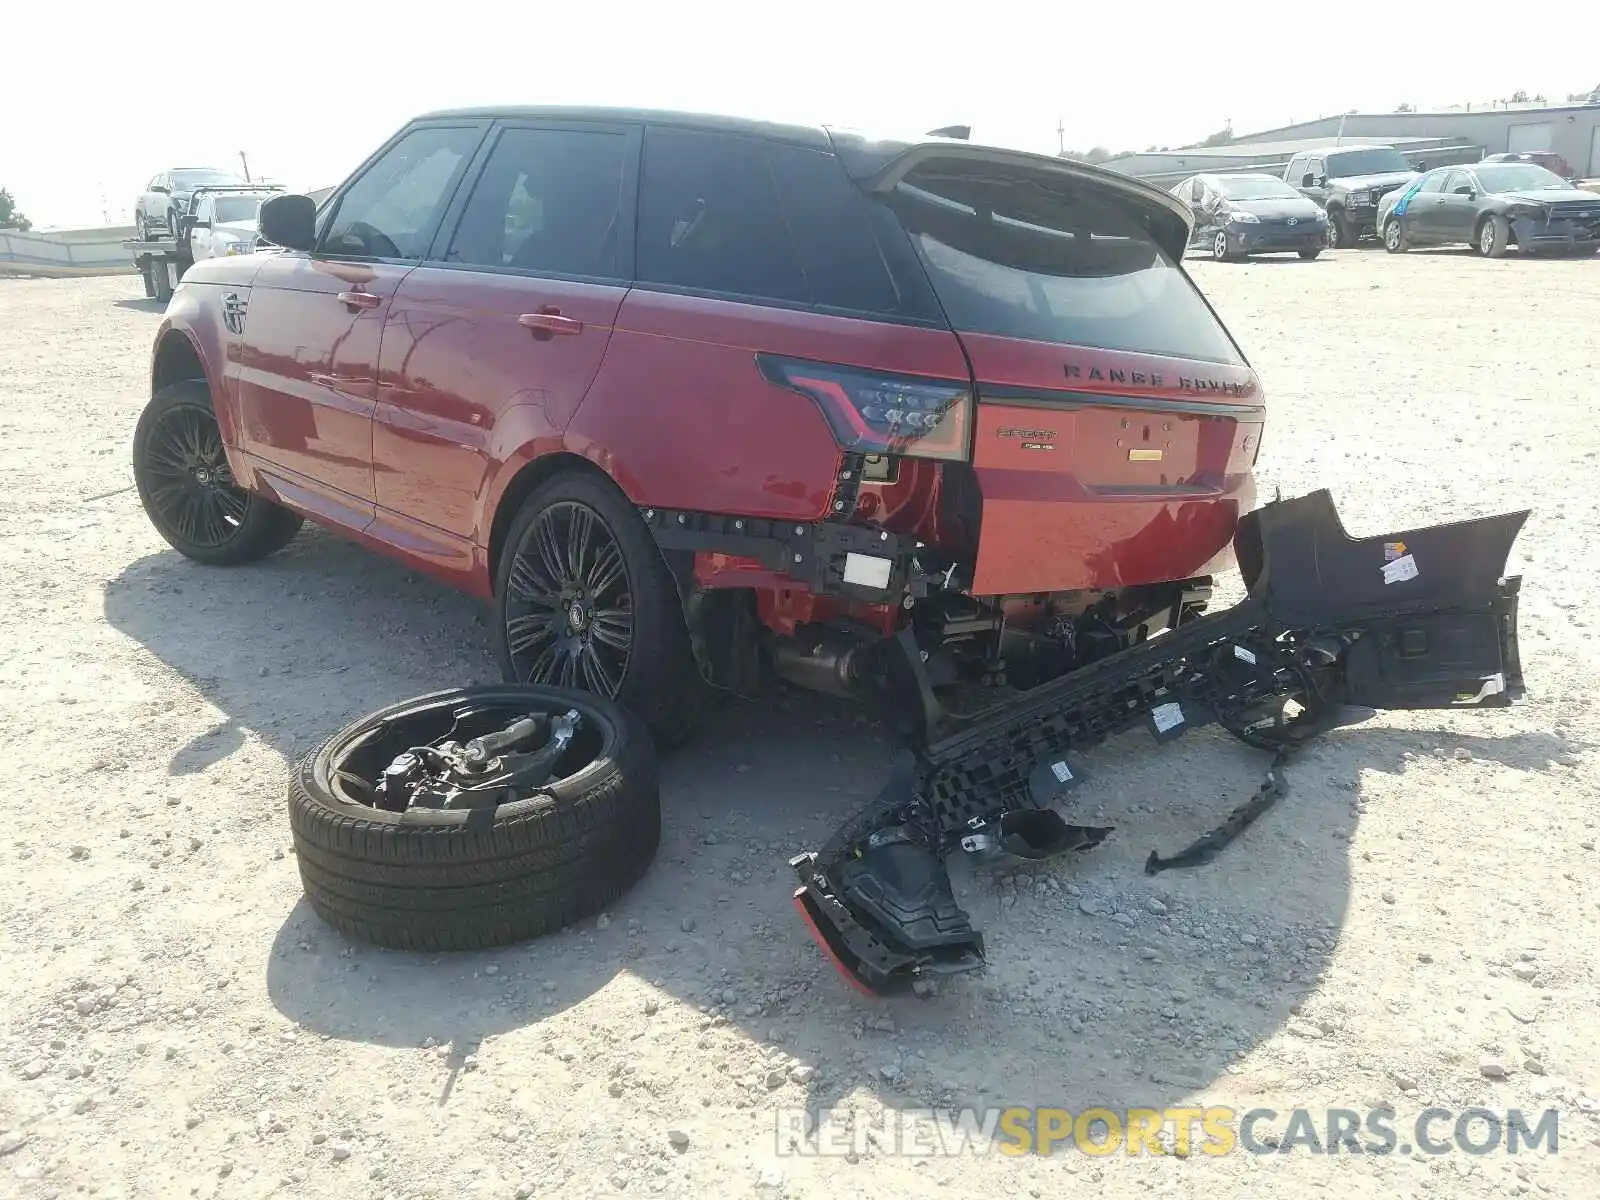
[4,3,1596,228]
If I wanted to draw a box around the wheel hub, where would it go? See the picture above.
[194,465,214,486]
[566,597,589,633]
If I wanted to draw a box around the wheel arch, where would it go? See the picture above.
[151,327,207,396]
[486,451,622,587]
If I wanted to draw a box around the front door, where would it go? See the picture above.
[188,195,215,260]
[233,121,487,527]
[1432,170,1481,243]
[373,122,639,559]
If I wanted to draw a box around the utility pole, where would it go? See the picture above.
[239,151,252,182]
[1056,117,1065,156]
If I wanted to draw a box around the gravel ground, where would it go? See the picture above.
[1,250,1597,1200]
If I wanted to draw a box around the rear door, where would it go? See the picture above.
[876,153,1263,593]
[372,120,639,562]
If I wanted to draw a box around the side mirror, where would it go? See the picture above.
[258,194,317,251]
[1452,185,1476,197]
[190,219,212,230]
[152,184,171,194]
[1316,175,1328,187]
[1301,173,1315,188]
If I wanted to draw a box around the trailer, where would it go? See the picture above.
[124,234,192,303]
[126,183,283,302]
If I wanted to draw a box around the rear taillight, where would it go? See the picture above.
[758,355,972,462]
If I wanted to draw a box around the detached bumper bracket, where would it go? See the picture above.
[792,488,1529,995]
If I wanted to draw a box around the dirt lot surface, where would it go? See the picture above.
[2,250,1598,1200]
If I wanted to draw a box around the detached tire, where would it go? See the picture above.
[288,685,660,951]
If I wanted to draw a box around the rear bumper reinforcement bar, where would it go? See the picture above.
[790,488,1528,995]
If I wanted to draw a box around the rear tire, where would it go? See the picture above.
[493,472,714,750]
[1478,214,1511,258]
[133,381,302,565]
[289,684,660,951]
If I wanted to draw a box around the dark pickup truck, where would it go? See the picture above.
[1284,144,1419,248]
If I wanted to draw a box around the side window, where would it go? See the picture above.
[321,125,481,261]
[1443,170,1469,193]
[1417,171,1448,194]
[1286,156,1304,183]
[194,196,211,222]
[442,126,628,277]
[764,141,902,314]
[637,129,804,303]
[1306,158,1324,182]
[636,129,903,315]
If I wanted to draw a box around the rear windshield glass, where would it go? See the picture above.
[884,161,1243,365]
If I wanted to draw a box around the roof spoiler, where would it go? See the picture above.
[857,143,1195,260]
[925,125,971,140]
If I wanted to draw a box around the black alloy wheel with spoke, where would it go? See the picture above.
[133,381,302,565]
[503,500,634,698]
[493,471,715,750]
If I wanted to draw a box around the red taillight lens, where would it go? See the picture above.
[758,355,973,462]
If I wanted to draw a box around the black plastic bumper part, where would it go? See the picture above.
[792,489,1528,995]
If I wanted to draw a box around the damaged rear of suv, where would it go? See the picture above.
[137,110,1526,990]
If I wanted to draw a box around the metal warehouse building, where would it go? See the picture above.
[1104,102,1600,185]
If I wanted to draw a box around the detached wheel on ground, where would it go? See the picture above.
[132,380,302,565]
[1298,247,1322,260]
[289,684,661,951]
[493,470,714,749]
[1478,215,1512,258]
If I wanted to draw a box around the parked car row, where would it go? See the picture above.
[1173,143,1600,261]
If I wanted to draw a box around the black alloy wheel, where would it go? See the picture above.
[138,401,251,549]
[133,381,302,564]
[502,500,634,697]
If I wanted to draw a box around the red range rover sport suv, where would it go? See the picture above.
[134,107,1261,745]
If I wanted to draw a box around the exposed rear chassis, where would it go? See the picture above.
[789,489,1528,995]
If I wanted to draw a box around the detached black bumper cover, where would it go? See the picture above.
[792,489,1527,995]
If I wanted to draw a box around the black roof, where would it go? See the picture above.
[414,105,835,149]
[406,105,1195,255]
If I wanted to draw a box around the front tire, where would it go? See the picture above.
[1298,248,1322,260]
[132,381,303,565]
[1211,230,1235,262]
[1478,215,1511,258]
[493,472,713,749]
[1326,210,1355,249]
[1383,218,1408,253]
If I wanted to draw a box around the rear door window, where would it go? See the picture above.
[442,126,630,278]
[636,128,919,318]
[883,157,1244,364]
